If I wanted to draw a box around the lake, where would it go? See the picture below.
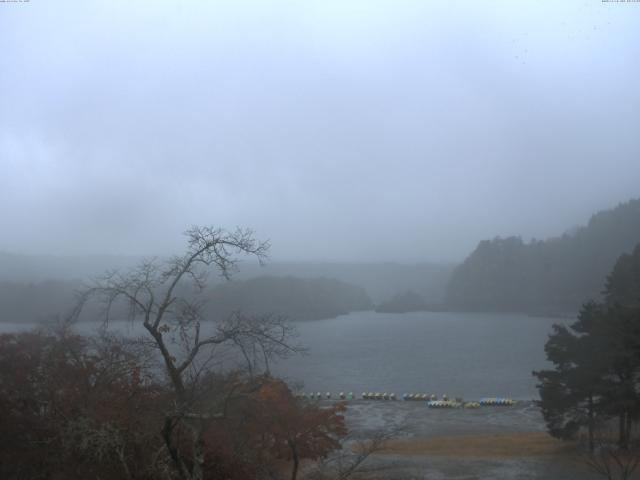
[4,311,600,478]
[273,311,567,401]
[0,310,568,401]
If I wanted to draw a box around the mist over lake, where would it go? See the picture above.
[1,311,567,401]
[2,1,639,478]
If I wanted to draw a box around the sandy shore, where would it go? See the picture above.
[341,401,605,478]
[379,431,578,460]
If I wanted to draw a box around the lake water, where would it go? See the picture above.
[4,311,599,479]
[273,311,567,401]
[0,310,568,401]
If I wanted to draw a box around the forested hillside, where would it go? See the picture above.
[0,276,373,323]
[446,198,640,314]
[235,262,453,304]
[0,280,80,323]
[205,276,373,321]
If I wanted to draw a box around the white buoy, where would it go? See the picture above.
[326,392,331,399]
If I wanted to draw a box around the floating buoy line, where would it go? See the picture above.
[294,392,516,408]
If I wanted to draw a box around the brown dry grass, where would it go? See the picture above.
[379,432,578,459]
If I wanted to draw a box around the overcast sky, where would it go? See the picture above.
[1,1,639,262]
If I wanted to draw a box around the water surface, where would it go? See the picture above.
[0,310,568,400]
[271,311,568,401]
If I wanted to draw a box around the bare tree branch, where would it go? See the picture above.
[70,226,303,480]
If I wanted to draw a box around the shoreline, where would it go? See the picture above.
[378,431,578,460]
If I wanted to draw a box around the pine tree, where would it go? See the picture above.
[533,302,608,451]
[534,243,640,451]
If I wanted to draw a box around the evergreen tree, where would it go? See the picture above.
[534,244,640,450]
[533,302,608,451]
[601,244,640,447]
[605,244,640,308]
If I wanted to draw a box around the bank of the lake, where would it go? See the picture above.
[340,399,600,480]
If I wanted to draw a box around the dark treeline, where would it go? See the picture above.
[0,254,454,304]
[205,276,373,321]
[446,198,640,314]
[0,256,453,323]
[534,244,640,456]
[0,279,80,323]
[0,252,142,283]
[236,262,454,304]
[0,276,372,324]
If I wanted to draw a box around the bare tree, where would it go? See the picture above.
[305,427,405,480]
[74,226,302,480]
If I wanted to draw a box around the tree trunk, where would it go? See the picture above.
[162,417,191,480]
[619,411,629,449]
[588,394,595,453]
[191,426,206,480]
[289,440,299,480]
[144,323,186,398]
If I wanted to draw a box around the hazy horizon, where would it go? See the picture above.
[2,1,639,262]
[0,195,636,264]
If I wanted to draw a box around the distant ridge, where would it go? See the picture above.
[205,276,373,321]
[0,251,144,282]
[0,252,453,304]
[445,198,640,314]
[0,253,453,322]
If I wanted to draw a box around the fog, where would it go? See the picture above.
[1,0,639,262]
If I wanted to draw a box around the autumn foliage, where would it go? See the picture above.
[0,329,347,480]
[0,329,166,479]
